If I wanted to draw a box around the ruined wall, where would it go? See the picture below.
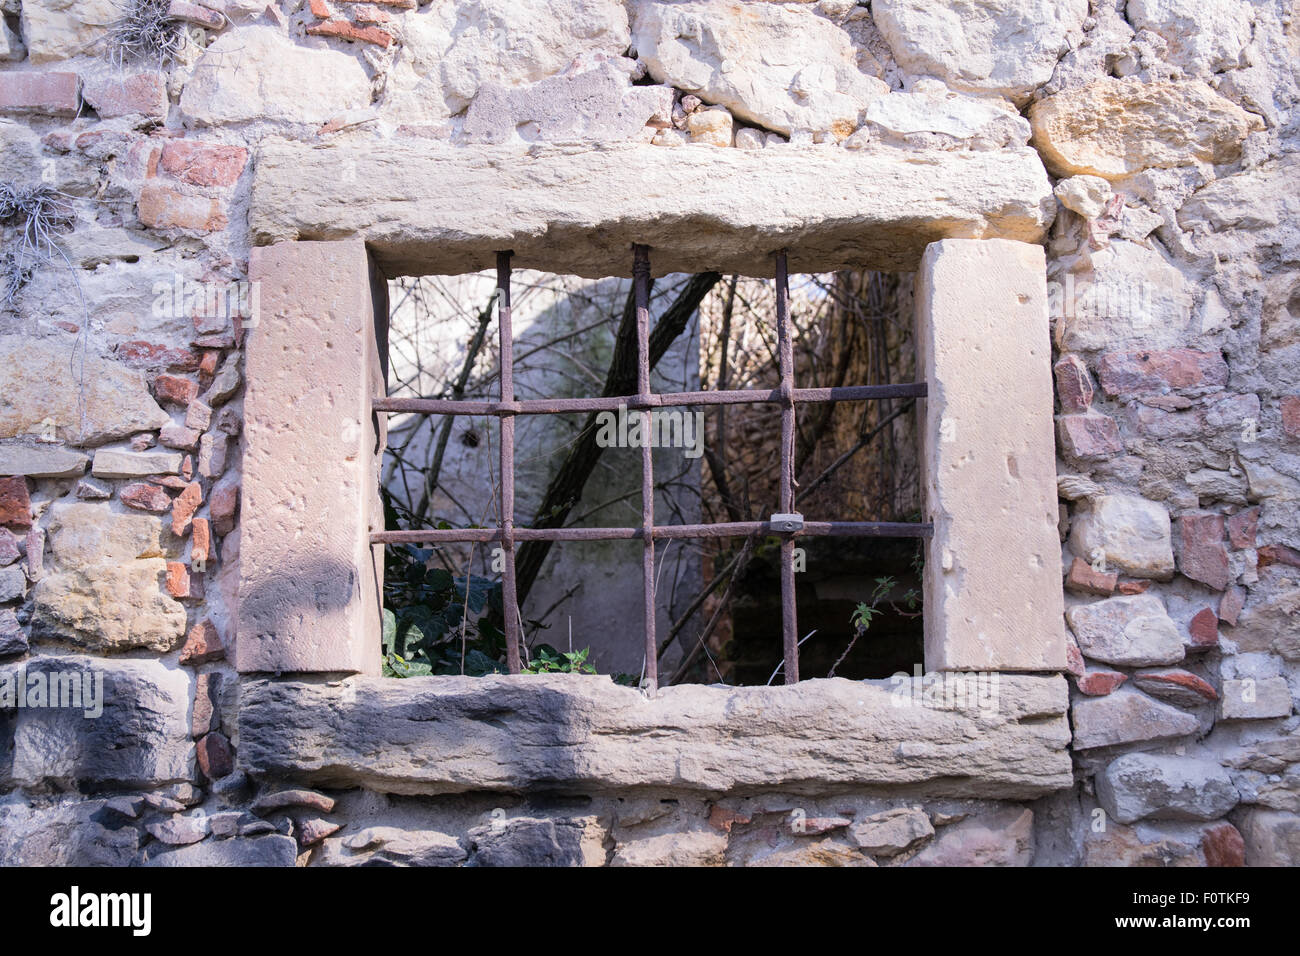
[0,0,1296,866]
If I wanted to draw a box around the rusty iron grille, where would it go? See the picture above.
[372,246,932,690]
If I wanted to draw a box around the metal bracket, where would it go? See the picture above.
[769,512,804,533]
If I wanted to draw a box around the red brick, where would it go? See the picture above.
[1065,556,1117,596]
[1074,670,1127,696]
[0,72,80,117]
[308,0,332,16]
[707,805,751,833]
[159,140,249,188]
[191,517,211,562]
[349,0,414,6]
[192,672,221,737]
[171,481,203,536]
[115,341,200,371]
[147,474,189,490]
[1058,412,1123,459]
[1053,353,1093,412]
[1132,669,1218,704]
[154,372,199,406]
[1177,513,1230,591]
[1188,607,1219,649]
[353,7,390,22]
[1201,822,1245,868]
[210,477,239,535]
[1218,587,1245,626]
[138,182,227,233]
[306,19,394,47]
[165,561,190,598]
[1226,507,1259,549]
[121,482,173,513]
[179,618,225,665]
[1116,579,1151,595]
[1098,349,1228,396]
[1065,633,1086,678]
[1257,543,1300,570]
[1281,395,1300,440]
[81,73,168,121]
[0,477,32,530]
[196,732,234,779]
[198,349,219,386]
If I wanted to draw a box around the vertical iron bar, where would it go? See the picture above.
[497,251,521,675]
[775,250,799,684]
[634,244,658,693]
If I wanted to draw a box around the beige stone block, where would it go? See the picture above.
[238,240,385,675]
[249,139,1054,279]
[914,238,1065,671]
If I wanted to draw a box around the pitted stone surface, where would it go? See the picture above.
[238,674,1073,798]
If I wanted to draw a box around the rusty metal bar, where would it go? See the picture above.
[372,520,933,545]
[373,383,925,417]
[774,250,800,685]
[634,244,658,693]
[497,252,521,675]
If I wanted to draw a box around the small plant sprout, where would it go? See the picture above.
[0,181,77,305]
[828,576,920,678]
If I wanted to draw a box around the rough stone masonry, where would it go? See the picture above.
[0,0,1297,867]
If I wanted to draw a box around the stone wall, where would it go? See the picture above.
[0,0,1296,866]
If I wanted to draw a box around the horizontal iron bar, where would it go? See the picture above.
[372,520,933,545]
[373,383,926,416]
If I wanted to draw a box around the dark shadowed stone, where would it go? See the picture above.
[238,674,1073,798]
[467,817,601,867]
[0,795,142,865]
[2,657,193,789]
[142,834,298,866]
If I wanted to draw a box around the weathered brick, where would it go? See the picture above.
[121,482,173,513]
[1116,579,1151,595]
[1177,513,1230,591]
[0,528,20,565]
[179,618,225,665]
[353,7,390,23]
[167,0,226,28]
[24,528,44,582]
[1058,412,1123,459]
[198,432,228,479]
[1218,586,1245,626]
[308,0,333,16]
[138,182,228,233]
[0,477,32,529]
[0,72,80,116]
[1098,349,1229,396]
[171,481,203,536]
[1226,507,1259,549]
[306,20,394,48]
[1201,822,1245,868]
[1053,353,1093,412]
[196,732,234,779]
[192,518,211,563]
[165,561,190,598]
[154,373,200,407]
[115,341,201,371]
[185,400,213,431]
[192,672,222,737]
[1065,556,1117,596]
[1281,395,1300,439]
[1188,607,1219,649]
[1257,544,1300,570]
[159,140,250,187]
[1074,670,1127,696]
[1131,668,1218,706]
[81,73,168,121]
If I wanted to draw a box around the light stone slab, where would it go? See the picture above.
[238,240,385,675]
[914,239,1066,671]
[249,140,1054,279]
[238,673,1074,798]
[0,444,88,478]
